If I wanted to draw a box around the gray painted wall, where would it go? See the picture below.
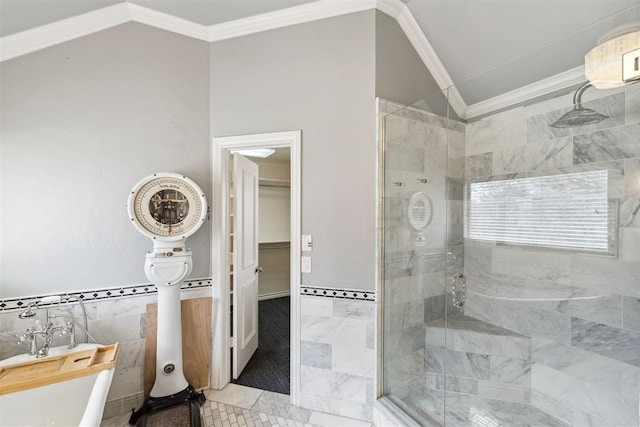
[0,9,436,297]
[0,23,211,298]
[375,11,442,108]
[210,10,377,290]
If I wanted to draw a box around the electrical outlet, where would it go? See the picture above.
[623,48,640,83]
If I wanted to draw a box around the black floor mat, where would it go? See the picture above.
[232,296,290,395]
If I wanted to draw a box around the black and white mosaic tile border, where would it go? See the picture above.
[301,286,376,302]
[0,278,212,312]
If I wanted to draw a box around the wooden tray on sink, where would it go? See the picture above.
[0,343,119,395]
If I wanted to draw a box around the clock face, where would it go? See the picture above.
[128,173,207,240]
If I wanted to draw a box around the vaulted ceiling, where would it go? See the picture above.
[1,0,639,118]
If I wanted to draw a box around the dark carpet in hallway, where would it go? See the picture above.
[232,296,290,395]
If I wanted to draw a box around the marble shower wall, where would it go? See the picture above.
[381,99,464,404]
[463,83,640,426]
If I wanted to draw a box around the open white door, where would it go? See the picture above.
[232,153,260,379]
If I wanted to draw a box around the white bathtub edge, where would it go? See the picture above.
[80,368,116,427]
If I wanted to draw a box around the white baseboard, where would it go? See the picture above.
[258,290,291,301]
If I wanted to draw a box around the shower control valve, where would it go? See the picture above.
[451,273,466,308]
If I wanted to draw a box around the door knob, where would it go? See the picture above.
[255,267,263,274]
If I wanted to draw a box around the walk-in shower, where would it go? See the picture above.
[380,6,640,426]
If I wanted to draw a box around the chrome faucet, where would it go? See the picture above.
[36,315,56,358]
[34,308,77,358]
[17,326,38,355]
[17,299,78,358]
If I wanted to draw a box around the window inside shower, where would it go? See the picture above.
[465,170,618,256]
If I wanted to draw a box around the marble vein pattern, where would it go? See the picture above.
[385,324,425,361]
[624,158,640,195]
[526,93,625,143]
[573,123,640,164]
[620,196,640,228]
[435,375,478,394]
[464,152,493,178]
[464,292,572,344]
[465,108,527,156]
[425,346,490,380]
[251,391,313,423]
[532,336,639,392]
[531,364,638,426]
[570,317,640,367]
[623,296,640,332]
[442,392,570,427]
[477,381,529,404]
[492,136,573,175]
[530,390,574,425]
[489,356,532,386]
[300,341,331,370]
[626,82,640,124]
[384,349,425,389]
[299,296,375,421]
[621,227,640,262]
[380,98,464,134]
[386,142,425,172]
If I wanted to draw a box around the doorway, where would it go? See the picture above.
[211,131,301,405]
[231,148,291,394]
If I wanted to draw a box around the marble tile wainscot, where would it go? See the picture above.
[299,288,377,422]
[0,279,212,419]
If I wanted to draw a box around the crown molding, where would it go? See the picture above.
[0,0,584,120]
[463,65,586,119]
[207,0,377,42]
[375,0,406,18]
[380,0,467,118]
[0,3,130,62]
[127,3,209,41]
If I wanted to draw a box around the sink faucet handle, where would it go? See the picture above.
[17,327,38,355]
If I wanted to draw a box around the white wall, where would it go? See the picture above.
[0,23,211,298]
[253,158,291,297]
[210,10,377,290]
[254,159,291,244]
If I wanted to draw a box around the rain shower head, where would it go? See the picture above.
[549,106,609,128]
[550,82,608,128]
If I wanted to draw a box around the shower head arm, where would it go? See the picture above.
[573,82,592,108]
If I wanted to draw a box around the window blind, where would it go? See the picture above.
[465,170,611,252]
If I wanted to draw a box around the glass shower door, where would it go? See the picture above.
[381,88,460,425]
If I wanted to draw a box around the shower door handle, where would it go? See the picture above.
[451,273,466,308]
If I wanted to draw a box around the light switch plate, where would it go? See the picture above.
[301,256,312,273]
[302,234,313,251]
[623,48,640,83]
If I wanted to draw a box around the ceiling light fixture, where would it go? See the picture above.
[230,148,275,158]
[585,24,640,89]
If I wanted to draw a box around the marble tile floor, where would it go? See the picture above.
[389,379,568,427]
[101,384,373,427]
